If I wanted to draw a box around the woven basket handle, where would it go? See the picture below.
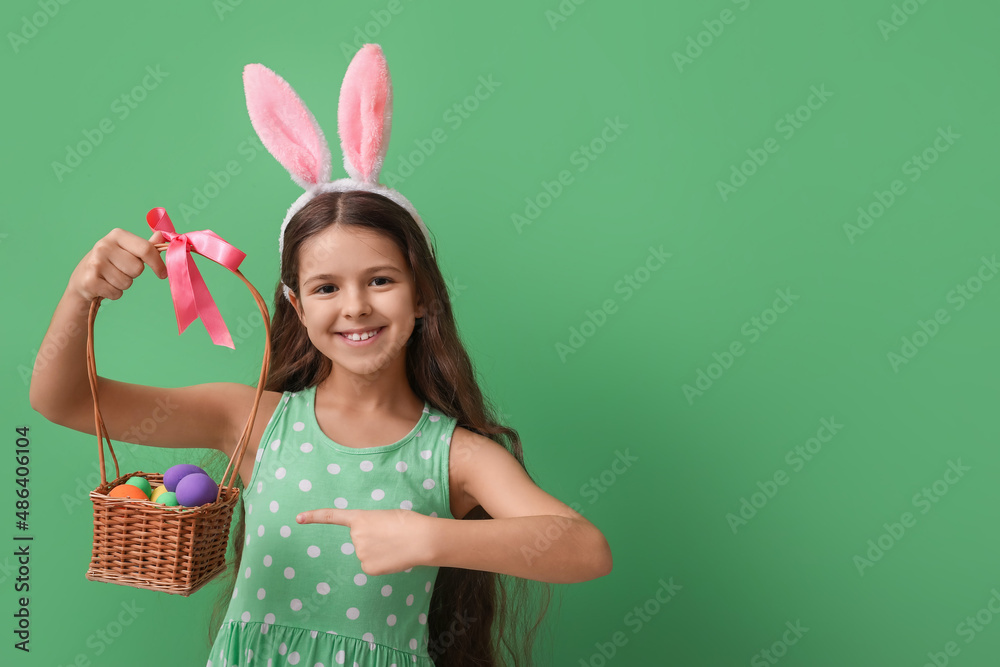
[86,241,271,500]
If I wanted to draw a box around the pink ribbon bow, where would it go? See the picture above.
[146,207,247,349]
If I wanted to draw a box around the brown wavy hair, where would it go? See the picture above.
[204,190,555,665]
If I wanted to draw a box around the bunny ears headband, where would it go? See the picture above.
[242,44,433,302]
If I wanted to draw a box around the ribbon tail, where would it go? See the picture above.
[166,242,198,335]
[186,256,236,349]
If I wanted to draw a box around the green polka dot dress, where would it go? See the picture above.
[208,384,458,667]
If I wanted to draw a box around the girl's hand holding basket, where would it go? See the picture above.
[67,228,169,302]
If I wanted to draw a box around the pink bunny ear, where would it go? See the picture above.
[243,63,332,189]
[338,44,393,185]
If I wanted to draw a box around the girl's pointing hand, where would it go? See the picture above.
[296,508,436,576]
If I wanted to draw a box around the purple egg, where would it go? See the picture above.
[163,464,207,492]
[175,473,219,507]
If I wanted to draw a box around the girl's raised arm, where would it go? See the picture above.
[28,228,247,455]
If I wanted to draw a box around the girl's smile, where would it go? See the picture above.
[338,325,386,346]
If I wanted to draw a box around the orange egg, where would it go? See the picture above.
[108,484,149,500]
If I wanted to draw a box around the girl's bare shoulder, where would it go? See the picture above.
[223,383,285,427]
[213,384,286,486]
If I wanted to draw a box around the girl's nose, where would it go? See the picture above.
[341,287,371,318]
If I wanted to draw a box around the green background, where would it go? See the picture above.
[3,0,999,665]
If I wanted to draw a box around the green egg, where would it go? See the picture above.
[125,476,152,497]
[155,491,179,507]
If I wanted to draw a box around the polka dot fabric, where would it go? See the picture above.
[208,384,457,667]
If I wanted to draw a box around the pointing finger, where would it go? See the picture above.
[297,509,353,525]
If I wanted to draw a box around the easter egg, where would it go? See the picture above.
[109,484,148,500]
[155,491,179,506]
[150,484,168,502]
[163,464,207,492]
[175,473,218,507]
[125,476,152,497]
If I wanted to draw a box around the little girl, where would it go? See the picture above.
[29,45,611,667]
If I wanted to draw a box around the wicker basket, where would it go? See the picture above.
[84,241,270,596]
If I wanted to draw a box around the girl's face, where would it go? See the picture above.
[288,224,424,378]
